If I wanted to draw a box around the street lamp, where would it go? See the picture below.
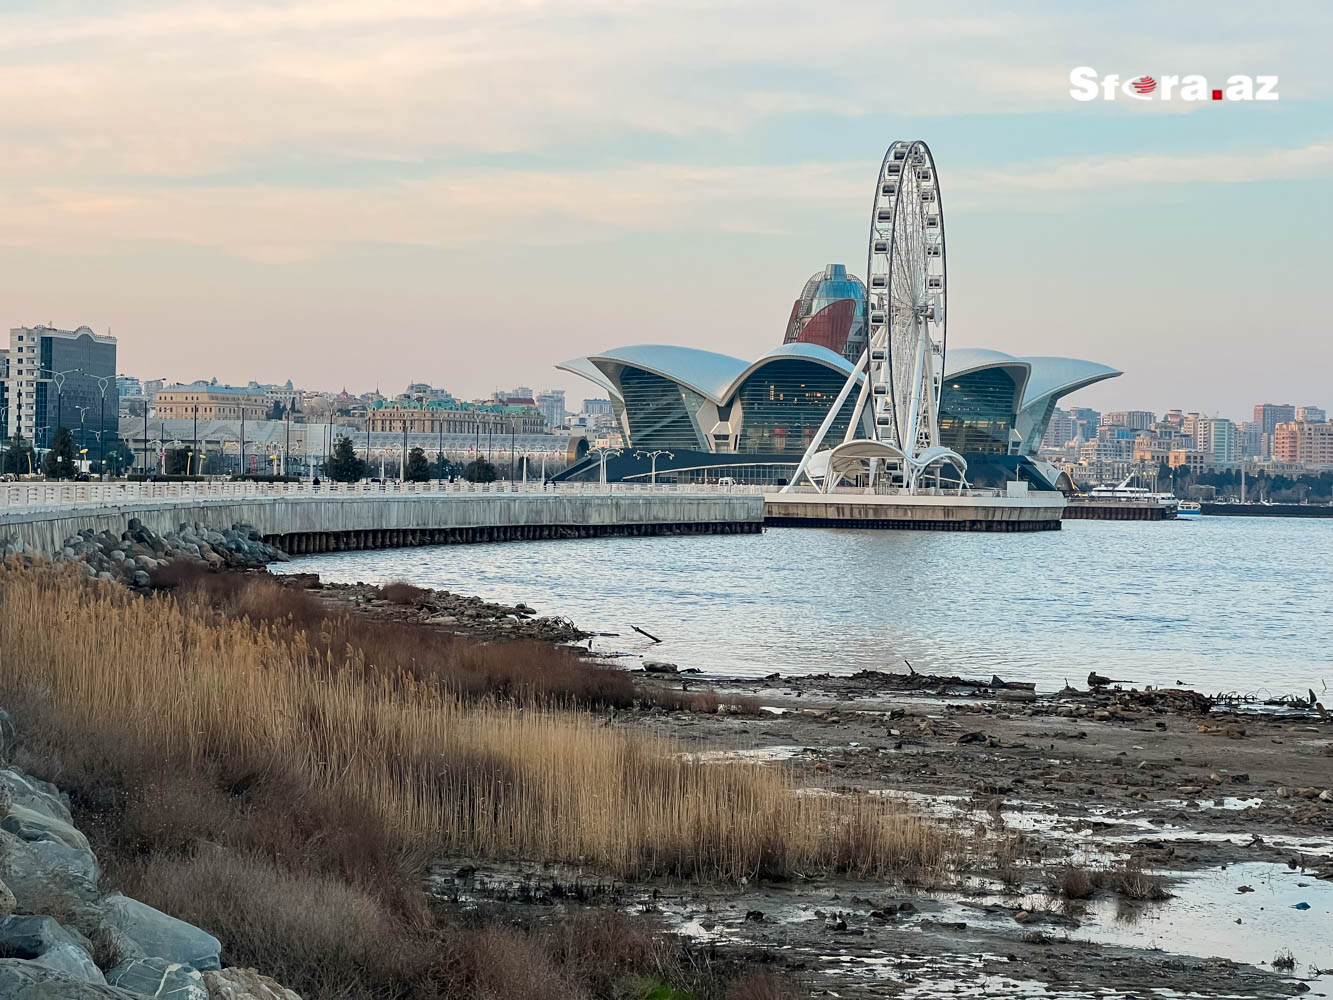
[634,449,673,486]
[72,405,90,468]
[588,447,621,485]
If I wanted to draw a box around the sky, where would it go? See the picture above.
[1,1,1330,420]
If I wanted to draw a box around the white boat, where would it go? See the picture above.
[1086,475,1179,508]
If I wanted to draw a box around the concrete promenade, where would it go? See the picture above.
[0,482,765,557]
[761,487,1066,532]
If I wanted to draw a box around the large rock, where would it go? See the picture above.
[30,941,106,984]
[0,960,141,998]
[105,957,209,1000]
[0,830,101,922]
[98,893,221,971]
[203,967,303,1000]
[1,771,75,826]
[1,798,101,885]
[0,915,103,984]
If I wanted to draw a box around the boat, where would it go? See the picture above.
[1086,475,1179,509]
[1178,500,1202,513]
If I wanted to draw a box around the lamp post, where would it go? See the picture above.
[73,405,90,470]
[634,449,673,486]
[284,407,292,478]
[588,447,621,485]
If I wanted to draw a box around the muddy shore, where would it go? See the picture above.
[275,572,1333,998]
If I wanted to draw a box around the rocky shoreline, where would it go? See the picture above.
[273,573,591,644]
[0,708,301,999]
[37,518,287,588]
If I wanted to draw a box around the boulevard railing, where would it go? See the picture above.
[0,478,1021,511]
[0,479,758,511]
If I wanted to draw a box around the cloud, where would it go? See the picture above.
[3,0,1326,183]
[949,140,1333,209]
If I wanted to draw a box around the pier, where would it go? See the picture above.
[1063,498,1177,521]
[761,485,1066,532]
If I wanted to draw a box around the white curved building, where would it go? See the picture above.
[557,342,1119,485]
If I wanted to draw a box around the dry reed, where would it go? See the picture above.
[0,568,953,884]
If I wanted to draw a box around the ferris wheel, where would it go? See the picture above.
[784,139,965,493]
[865,139,946,454]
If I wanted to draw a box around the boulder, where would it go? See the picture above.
[0,915,103,984]
[0,830,101,920]
[30,942,105,984]
[0,960,141,998]
[97,893,221,971]
[1,800,101,885]
[202,967,303,1000]
[106,957,208,1000]
[0,771,73,826]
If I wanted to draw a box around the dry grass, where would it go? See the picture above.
[1049,864,1096,900]
[1042,858,1170,903]
[378,580,429,605]
[158,565,638,709]
[1102,858,1171,901]
[0,568,952,885]
[0,567,951,998]
[726,970,800,1000]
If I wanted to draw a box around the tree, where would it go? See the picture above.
[432,453,462,480]
[324,435,366,483]
[3,435,34,476]
[266,400,286,420]
[405,446,431,482]
[43,428,77,479]
[164,447,193,476]
[103,446,132,477]
[463,458,498,483]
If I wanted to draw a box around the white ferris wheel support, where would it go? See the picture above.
[783,139,965,494]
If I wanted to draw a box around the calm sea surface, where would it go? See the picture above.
[272,516,1333,696]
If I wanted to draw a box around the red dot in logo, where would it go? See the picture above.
[1212,89,1223,100]
[1132,76,1157,94]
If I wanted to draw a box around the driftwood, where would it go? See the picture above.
[631,625,663,643]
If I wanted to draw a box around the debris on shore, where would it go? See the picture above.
[276,575,591,643]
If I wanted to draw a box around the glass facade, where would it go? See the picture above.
[937,368,1018,455]
[37,332,119,454]
[734,359,859,454]
[618,368,703,450]
[783,264,868,363]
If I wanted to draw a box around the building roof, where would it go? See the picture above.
[559,343,1118,424]
[729,342,856,389]
[1017,356,1122,407]
[161,383,264,396]
[580,344,750,404]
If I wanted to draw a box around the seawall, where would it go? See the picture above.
[1,492,765,558]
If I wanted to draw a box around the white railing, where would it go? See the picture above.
[0,479,763,511]
[0,477,1041,511]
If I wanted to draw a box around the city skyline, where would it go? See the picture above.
[2,3,1330,416]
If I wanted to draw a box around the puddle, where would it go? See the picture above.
[677,744,809,763]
